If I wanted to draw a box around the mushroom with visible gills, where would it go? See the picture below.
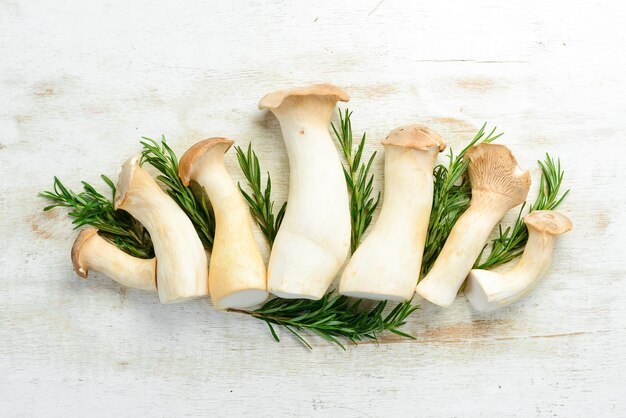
[340,125,446,301]
[465,210,572,312]
[416,143,531,307]
[179,137,268,309]
[259,84,351,300]
[71,227,156,292]
[115,155,209,304]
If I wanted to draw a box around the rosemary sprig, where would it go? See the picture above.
[420,124,502,277]
[235,143,286,246]
[477,154,569,269]
[232,110,416,349]
[39,176,153,258]
[229,294,417,350]
[140,136,215,250]
[332,109,380,252]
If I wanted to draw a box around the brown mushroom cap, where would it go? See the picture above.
[524,210,572,235]
[71,227,99,278]
[465,143,531,208]
[382,125,446,151]
[258,84,349,110]
[178,137,234,186]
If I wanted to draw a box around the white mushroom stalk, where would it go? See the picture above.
[71,227,157,292]
[416,143,531,307]
[259,84,351,300]
[340,125,445,301]
[179,138,268,309]
[465,210,572,312]
[114,155,208,304]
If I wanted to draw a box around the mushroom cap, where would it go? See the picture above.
[178,137,234,186]
[71,227,99,278]
[382,125,446,151]
[258,83,349,110]
[114,154,141,210]
[465,143,531,208]
[524,210,572,235]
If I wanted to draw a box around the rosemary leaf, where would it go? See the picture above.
[230,293,419,350]
[39,176,154,259]
[234,143,286,246]
[332,109,380,252]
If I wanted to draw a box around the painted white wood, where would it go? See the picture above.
[1,0,625,416]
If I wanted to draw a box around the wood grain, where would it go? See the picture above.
[1,0,625,416]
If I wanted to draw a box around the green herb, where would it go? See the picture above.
[476,154,569,269]
[39,176,153,258]
[140,136,215,250]
[229,294,418,350]
[420,124,502,277]
[332,109,380,252]
[231,109,417,349]
[235,143,286,246]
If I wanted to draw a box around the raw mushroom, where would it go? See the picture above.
[71,227,156,292]
[416,143,531,307]
[115,155,208,304]
[339,125,446,301]
[465,210,572,312]
[258,84,351,300]
[179,137,268,309]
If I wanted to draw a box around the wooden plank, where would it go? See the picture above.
[1,0,625,416]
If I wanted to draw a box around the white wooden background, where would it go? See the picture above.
[1,1,625,416]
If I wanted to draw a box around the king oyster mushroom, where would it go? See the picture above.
[465,210,572,312]
[340,125,445,301]
[258,84,351,300]
[71,227,156,292]
[179,137,268,309]
[416,143,531,307]
[115,155,208,303]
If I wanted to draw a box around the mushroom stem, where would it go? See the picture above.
[259,84,351,300]
[465,210,572,312]
[340,125,445,301]
[114,155,208,304]
[72,228,156,291]
[416,143,531,307]
[179,138,268,309]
